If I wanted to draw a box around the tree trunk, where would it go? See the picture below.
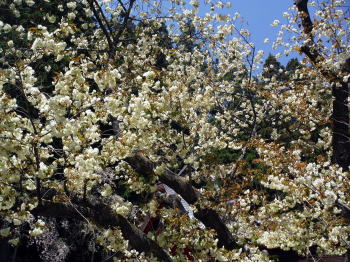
[331,82,350,170]
[295,0,350,171]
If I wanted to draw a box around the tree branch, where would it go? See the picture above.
[160,170,199,205]
[116,0,127,13]
[125,153,239,250]
[114,0,136,43]
[295,0,350,77]
[88,0,115,56]
[194,208,239,249]
[295,0,313,35]
[93,0,116,42]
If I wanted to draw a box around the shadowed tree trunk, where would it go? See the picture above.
[295,0,350,170]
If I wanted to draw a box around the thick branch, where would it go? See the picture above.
[125,153,199,205]
[125,153,239,250]
[125,152,155,178]
[33,200,172,262]
[194,208,239,249]
[160,171,199,204]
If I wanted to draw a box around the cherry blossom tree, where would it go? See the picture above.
[0,0,349,261]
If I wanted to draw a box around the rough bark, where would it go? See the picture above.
[33,199,173,262]
[294,0,313,35]
[160,170,199,205]
[194,208,239,249]
[125,153,239,250]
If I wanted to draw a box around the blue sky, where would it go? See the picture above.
[229,0,297,66]
[191,0,300,66]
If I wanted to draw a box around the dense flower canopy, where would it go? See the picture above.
[0,0,349,261]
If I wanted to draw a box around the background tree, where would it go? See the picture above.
[285,57,303,76]
[262,53,288,82]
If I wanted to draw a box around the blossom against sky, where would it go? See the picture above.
[231,0,296,65]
